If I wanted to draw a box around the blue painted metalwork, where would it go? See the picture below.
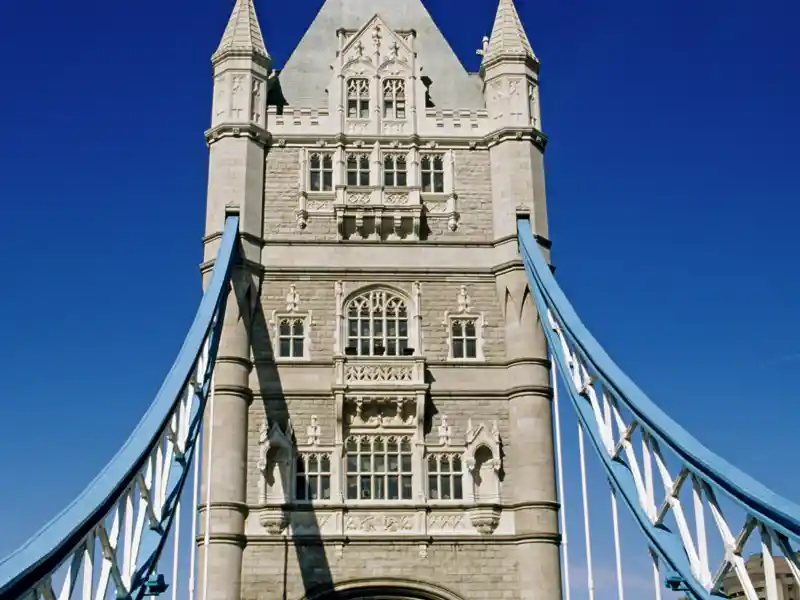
[0,215,240,599]
[517,216,800,600]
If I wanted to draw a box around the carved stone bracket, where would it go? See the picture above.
[468,505,501,535]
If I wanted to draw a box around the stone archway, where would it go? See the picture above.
[302,577,466,600]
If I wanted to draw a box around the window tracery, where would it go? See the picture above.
[347,78,371,119]
[346,152,371,187]
[382,79,406,119]
[295,452,333,501]
[345,434,414,501]
[443,286,486,362]
[383,154,407,187]
[345,289,410,357]
[420,154,445,193]
[427,454,464,500]
[309,152,334,192]
[270,284,313,361]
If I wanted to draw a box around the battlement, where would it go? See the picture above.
[268,105,330,132]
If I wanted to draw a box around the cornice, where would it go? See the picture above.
[486,126,548,152]
[252,357,548,370]
[253,500,558,513]
[253,386,550,401]
[244,532,560,546]
[205,122,270,147]
[480,53,540,74]
[265,126,549,153]
[269,133,489,151]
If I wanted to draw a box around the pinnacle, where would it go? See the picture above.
[483,0,536,63]
[213,0,269,62]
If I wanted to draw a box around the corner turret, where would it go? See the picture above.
[205,0,271,258]
[480,0,540,130]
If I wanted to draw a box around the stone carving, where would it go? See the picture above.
[345,363,414,383]
[307,415,321,445]
[257,422,294,504]
[384,193,409,205]
[456,286,471,313]
[231,75,245,119]
[388,40,400,59]
[214,75,227,117]
[251,79,263,123]
[347,192,371,205]
[426,202,449,214]
[468,506,501,535]
[348,120,369,134]
[437,415,452,446]
[345,513,414,533]
[427,513,468,532]
[290,512,331,535]
[371,24,382,52]
[307,199,333,212]
[383,121,406,135]
[418,543,428,559]
[345,396,416,428]
[464,420,502,503]
[285,284,300,312]
[259,510,288,535]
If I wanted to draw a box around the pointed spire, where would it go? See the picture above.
[483,0,536,64]
[212,0,270,63]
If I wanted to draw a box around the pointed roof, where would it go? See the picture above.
[213,0,270,63]
[483,0,536,64]
[278,0,484,109]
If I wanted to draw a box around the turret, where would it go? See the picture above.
[483,3,561,600]
[199,3,270,600]
[480,0,547,240]
[205,0,271,261]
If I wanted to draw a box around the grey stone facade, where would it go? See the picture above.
[198,1,560,600]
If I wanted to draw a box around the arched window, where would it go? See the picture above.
[382,78,406,119]
[345,289,410,356]
[347,78,370,119]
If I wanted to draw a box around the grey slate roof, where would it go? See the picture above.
[483,0,535,63]
[213,0,270,61]
[277,0,485,109]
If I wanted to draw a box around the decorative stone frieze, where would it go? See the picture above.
[246,507,514,536]
[334,356,426,389]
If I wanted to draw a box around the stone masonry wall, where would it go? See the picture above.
[262,147,495,243]
[253,278,505,363]
[241,542,519,600]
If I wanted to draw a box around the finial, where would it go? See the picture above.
[286,284,300,312]
[457,286,471,313]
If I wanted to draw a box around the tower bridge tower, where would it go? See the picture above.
[200,1,559,599]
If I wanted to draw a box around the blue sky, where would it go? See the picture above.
[0,0,798,595]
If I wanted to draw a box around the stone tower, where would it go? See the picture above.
[200,0,560,599]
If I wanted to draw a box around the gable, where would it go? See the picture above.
[278,0,484,110]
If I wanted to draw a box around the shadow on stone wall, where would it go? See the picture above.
[251,302,335,600]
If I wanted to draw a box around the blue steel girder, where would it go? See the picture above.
[0,215,240,600]
[516,215,800,600]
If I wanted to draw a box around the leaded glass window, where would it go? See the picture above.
[345,435,413,500]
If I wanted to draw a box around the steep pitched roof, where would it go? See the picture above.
[213,0,270,62]
[483,0,536,63]
[278,0,484,109]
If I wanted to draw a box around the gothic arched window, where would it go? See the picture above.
[382,79,406,119]
[345,289,409,357]
[347,78,370,119]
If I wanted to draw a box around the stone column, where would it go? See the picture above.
[197,268,253,600]
[499,268,562,600]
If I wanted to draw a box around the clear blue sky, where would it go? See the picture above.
[0,0,798,592]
